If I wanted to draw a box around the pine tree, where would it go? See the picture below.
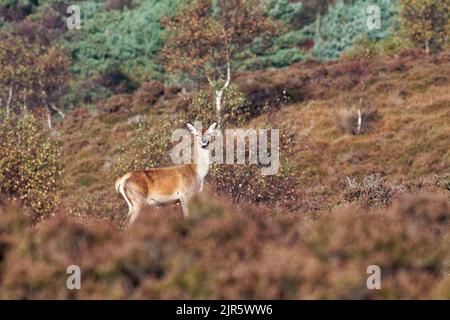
[68,0,179,81]
[312,0,399,60]
[242,0,305,69]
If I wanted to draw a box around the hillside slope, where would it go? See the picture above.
[61,49,450,216]
[0,50,449,299]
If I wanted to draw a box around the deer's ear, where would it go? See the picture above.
[207,122,218,134]
[186,122,196,134]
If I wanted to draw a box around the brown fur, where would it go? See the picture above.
[116,121,218,226]
[116,164,200,225]
[126,165,197,197]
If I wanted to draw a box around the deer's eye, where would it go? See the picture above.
[201,140,210,148]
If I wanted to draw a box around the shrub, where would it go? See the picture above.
[0,113,63,221]
[65,66,137,109]
[4,191,449,299]
[209,120,299,209]
[235,75,291,118]
[132,80,165,109]
[95,69,138,95]
[344,34,412,59]
[394,193,450,235]
[210,164,298,208]
[68,188,127,228]
[64,77,112,106]
[378,33,414,56]
[343,174,404,209]
[344,37,379,59]
[437,175,450,191]
[99,94,132,114]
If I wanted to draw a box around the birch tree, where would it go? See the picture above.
[400,0,449,55]
[0,33,69,129]
[161,0,278,126]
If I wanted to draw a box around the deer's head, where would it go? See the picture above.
[186,122,219,149]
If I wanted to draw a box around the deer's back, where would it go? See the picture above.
[126,164,198,198]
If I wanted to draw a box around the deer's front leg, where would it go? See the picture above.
[180,197,189,217]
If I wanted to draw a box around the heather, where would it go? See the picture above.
[0,0,449,299]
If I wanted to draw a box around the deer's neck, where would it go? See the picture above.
[194,143,210,180]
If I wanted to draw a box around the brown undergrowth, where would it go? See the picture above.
[0,191,449,299]
[1,50,449,299]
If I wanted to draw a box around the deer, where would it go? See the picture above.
[115,122,218,226]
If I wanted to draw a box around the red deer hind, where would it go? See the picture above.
[115,122,218,226]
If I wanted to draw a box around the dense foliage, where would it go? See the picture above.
[1,191,449,299]
[311,0,399,60]
[399,0,449,55]
[0,32,69,114]
[67,0,179,82]
[0,113,63,221]
[0,0,449,300]
[2,0,446,107]
[161,0,278,82]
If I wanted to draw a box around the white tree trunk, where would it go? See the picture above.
[356,108,362,135]
[215,90,223,124]
[214,61,231,127]
[6,85,12,116]
[45,105,53,131]
[50,104,66,119]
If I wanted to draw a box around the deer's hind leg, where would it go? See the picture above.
[127,203,143,226]
[123,183,145,226]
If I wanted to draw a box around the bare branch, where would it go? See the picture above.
[45,105,53,131]
[50,104,66,119]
